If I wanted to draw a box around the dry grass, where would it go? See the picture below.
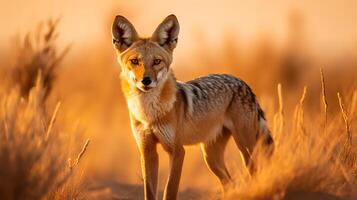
[227,71,357,200]
[320,67,328,135]
[9,19,70,102]
[0,20,88,200]
[337,93,352,146]
[0,76,89,200]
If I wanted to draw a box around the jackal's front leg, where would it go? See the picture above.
[163,146,185,200]
[139,134,159,200]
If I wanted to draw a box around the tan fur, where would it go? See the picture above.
[112,14,274,200]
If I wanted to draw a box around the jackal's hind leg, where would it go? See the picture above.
[201,128,233,194]
[231,122,258,175]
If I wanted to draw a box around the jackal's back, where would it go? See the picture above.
[180,74,261,116]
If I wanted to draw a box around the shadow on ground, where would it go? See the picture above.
[88,179,218,200]
[88,179,346,200]
[284,192,345,200]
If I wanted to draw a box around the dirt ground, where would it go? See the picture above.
[88,179,217,200]
[87,179,345,200]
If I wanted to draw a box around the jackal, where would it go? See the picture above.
[112,14,273,200]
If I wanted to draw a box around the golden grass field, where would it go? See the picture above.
[0,1,357,199]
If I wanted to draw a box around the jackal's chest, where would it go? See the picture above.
[151,122,176,148]
[131,119,176,149]
[126,92,175,124]
[127,98,160,123]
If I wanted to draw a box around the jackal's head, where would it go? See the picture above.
[112,15,179,92]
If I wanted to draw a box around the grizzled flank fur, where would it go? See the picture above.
[178,74,272,145]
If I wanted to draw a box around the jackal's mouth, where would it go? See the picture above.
[136,81,157,92]
[138,86,153,92]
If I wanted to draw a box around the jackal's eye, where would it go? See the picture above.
[130,59,139,65]
[153,59,161,65]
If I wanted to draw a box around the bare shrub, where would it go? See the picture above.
[0,19,88,200]
[0,76,88,200]
[11,19,69,102]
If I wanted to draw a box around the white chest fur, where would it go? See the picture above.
[127,91,176,147]
[127,94,169,123]
[127,86,176,124]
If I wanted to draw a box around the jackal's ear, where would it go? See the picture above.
[151,14,180,52]
[112,15,138,52]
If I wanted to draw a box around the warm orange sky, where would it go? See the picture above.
[1,0,357,61]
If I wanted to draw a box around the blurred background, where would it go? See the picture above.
[0,0,356,196]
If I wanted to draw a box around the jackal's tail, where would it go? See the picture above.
[257,106,274,147]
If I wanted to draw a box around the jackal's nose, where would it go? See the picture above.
[141,77,152,86]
